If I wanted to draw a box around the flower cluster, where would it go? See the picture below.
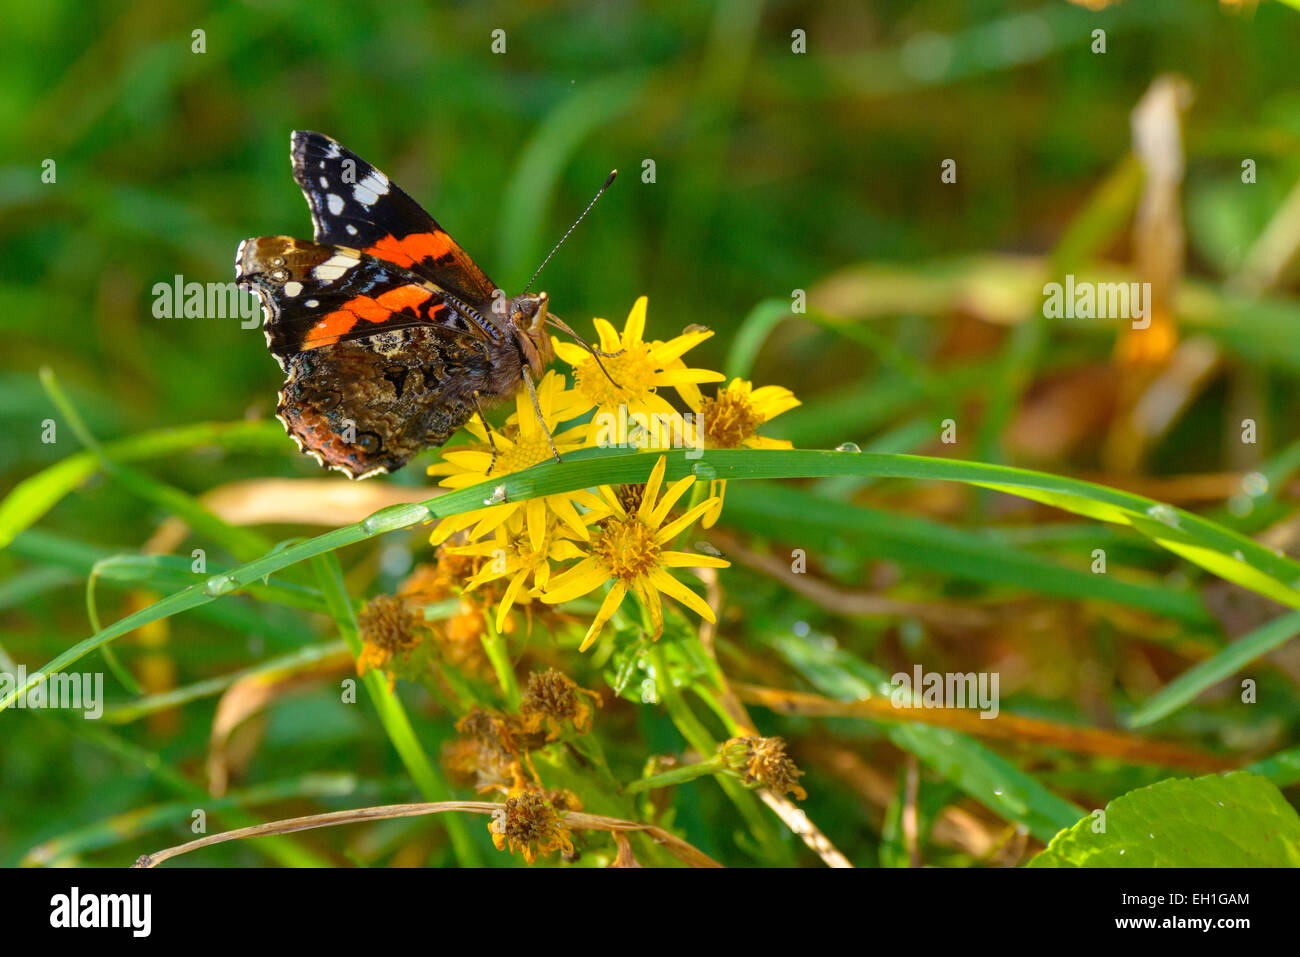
[444,668,596,863]
[424,297,800,652]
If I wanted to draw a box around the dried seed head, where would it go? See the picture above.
[489,790,574,864]
[724,735,807,800]
[521,668,601,738]
[355,595,425,680]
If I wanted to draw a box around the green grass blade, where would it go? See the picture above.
[1126,610,1300,728]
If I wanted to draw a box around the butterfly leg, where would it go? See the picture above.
[521,366,562,463]
[473,393,500,475]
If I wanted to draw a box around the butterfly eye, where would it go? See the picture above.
[355,432,382,454]
[316,391,341,412]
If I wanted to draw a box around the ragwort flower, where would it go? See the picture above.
[690,377,800,527]
[427,370,600,547]
[540,455,729,651]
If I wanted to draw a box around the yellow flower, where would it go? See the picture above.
[690,378,801,528]
[428,370,601,548]
[540,455,729,651]
[552,297,725,443]
[445,513,588,632]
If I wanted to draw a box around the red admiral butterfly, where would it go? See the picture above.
[237,131,613,479]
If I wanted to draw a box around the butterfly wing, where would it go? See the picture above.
[236,236,515,478]
[290,130,499,306]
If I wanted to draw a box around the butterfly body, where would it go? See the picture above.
[236,131,553,479]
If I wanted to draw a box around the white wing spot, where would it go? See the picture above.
[318,176,329,188]
[313,253,359,282]
[283,281,303,297]
[326,193,345,215]
[345,224,358,236]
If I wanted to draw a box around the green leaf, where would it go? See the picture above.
[1029,772,1300,867]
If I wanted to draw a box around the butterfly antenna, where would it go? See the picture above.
[546,313,623,386]
[523,169,617,294]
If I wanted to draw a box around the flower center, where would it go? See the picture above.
[496,435,554,475]
[574,342,656,408]
[699,390,764,448]
[592,514,660,582]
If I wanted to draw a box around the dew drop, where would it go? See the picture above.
[835,442,862,453]
[362,503,431,533]
[692,463,717,480]
[1242,471,1270,498]
[204,574,238,596]
[483,484,508,506]
[1145,504,1179,528]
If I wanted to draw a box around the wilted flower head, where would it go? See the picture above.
[521,668,601,740]
[355,595,425,684]
[489,789,574,864]
[723,735,807,800]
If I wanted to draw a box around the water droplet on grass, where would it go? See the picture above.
[1242,471,1269,497]
[1145,504,1179,527]
[835,442,862,453]
[204,574,238,596]
[692,463,717,480]
[362,503,430,533]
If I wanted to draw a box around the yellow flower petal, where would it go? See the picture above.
[647,567,715,622]
[496,568,530,632]
[659,550,730,568]
[701,478,727,528]
[638,455,668,521]
[649,475,696,527]
[633,576,664,639]
[646,330,713,364]
[623,296,648,346]
[579,582,627,652]
[542,558,607,604]
[526,497,547,552]
[655,496,719,543]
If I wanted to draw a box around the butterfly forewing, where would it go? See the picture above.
[290,131,499,305]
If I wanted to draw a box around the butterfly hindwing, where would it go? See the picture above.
[290,130,499,304]
[236,235,509,478]
[235,235,499,361]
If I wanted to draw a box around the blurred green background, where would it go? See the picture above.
[5,0,1300,867]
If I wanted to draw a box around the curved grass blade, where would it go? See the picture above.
[10,448,1300,713]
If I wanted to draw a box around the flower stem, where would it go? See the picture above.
[648,645,776,846]
[625,752,727,794]
[480,617,520,710]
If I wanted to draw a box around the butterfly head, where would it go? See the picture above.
[509,291,554,377]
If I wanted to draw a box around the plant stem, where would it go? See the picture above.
[481,616,520,710]
[625,752,728,794]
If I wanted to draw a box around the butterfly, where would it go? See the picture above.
[236,130,613,479]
